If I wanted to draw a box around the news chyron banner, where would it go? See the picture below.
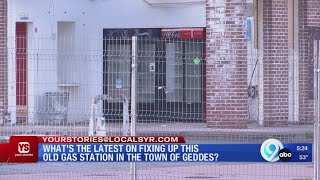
[0,136,312,163]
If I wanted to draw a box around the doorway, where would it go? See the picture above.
[159,40,204,121]
[102,29,205,122]
[15,22,28,124]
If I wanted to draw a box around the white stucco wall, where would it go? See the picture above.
[7,0,205,123]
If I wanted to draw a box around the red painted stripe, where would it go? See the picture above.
[161,28,204,39]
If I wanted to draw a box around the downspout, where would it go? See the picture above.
[293,0,299,123]
[256,0,264,126]
[288,0,299,123]
[288,0,294,123]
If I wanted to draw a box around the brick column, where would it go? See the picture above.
[298,0,320,124]
[205,0,248,129]
[0,0,7,125]
[262,0,289,126]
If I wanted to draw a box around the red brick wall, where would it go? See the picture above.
[205,0,248,128]
[0,0,7,123]
[205,0,319,127]
[298,0,320,124]
[262,0,289,126]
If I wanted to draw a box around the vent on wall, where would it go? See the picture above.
[144,0,205,5]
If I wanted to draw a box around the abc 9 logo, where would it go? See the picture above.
[260,139,292,162]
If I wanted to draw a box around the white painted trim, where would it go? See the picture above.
[7,0,17,125]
